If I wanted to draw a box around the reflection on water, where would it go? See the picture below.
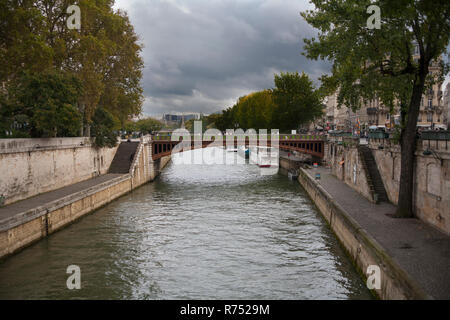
[0,149,373,299]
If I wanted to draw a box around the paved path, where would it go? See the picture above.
[0,174,125,221]
[304,167,450,299]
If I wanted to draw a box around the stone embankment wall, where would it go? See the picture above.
[324,138,450,235]
[296,168,428,300]
[277,158,427,299]
[370,138,450,235]
[325,140,375,203]
[0,138,118,205]
[278,156,303,175]
[0,136,170,259]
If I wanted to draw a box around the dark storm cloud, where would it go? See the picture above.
[114,0,331,116]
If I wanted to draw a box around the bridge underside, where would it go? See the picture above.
[151,139,324,161]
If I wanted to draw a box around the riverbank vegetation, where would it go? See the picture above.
[0,0,144,142]
[124,117,164,136]
[213,72,324,133]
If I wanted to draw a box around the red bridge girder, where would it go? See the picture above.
[150,138,324,161]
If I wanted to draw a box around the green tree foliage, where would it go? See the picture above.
[215,107,236,132]
[272,72,323,132]
[0,1,53,81]
[73,1,144,129]
[123,120,138,134]
[0,0,144,138]
[185,114,224,133]
[214,73,322,132]
[202,114,224,131]
[233,90,274,130]
[301,0,450,217]
[1,71,82,138]
[124,117,163,135]
[91,107,119,148]
[136,117,163,134]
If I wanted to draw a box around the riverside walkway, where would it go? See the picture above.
[0,174,125,225]
[304,167,450,299]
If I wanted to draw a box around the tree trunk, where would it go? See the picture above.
[395,75,426,218]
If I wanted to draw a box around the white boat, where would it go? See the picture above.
[254,146,278,168]
[237,146,250,158]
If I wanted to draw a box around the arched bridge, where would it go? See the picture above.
[150,134,326,161]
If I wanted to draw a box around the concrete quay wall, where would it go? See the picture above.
[369,139,450,235]
[295,168,429,300]
[0,175,132,258]
[0,137,118,206]
[324,139,450,235]
[0,138,170,259]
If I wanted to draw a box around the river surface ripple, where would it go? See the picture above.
[0,149,372,299]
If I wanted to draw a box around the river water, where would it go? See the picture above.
[0,149,372,299]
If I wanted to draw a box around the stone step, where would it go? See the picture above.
[108,141,140,174]
[358,146,389,203]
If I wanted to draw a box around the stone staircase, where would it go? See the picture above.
[108,141,140,174]
[358,146,389,203]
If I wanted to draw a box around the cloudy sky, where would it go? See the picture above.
[113,0,330,118]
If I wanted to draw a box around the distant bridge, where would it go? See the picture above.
[149,134,325,161]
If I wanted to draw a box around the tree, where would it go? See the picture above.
[214,74,322,133]
[232,90,275,130]
[215,91,274,132]
[271,72,323,132]
[0,0,144,136]
[203,113,223,130]
[136,117,163,134]
[0,1,53,82]
[123,120,138,134]
[91,107,119,148]
[4,71,82,137]
[215,107,235,132]
[70,1,144,133]
[302,0,450,217]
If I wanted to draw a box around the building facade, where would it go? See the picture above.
[323,48,447,132]
[442,82,450,129]
[162,113,203,126]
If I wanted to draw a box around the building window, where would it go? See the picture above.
[428,98,432,108]
[418,113,422,122]
[427,112,433,122]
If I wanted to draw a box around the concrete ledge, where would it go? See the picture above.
[0,175,133,259]
[0,152,172,260]
[0,137,94,154]
[298,168,431,300]
[0,174,131,232]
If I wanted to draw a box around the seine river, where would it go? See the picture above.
[0,149,372,299]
